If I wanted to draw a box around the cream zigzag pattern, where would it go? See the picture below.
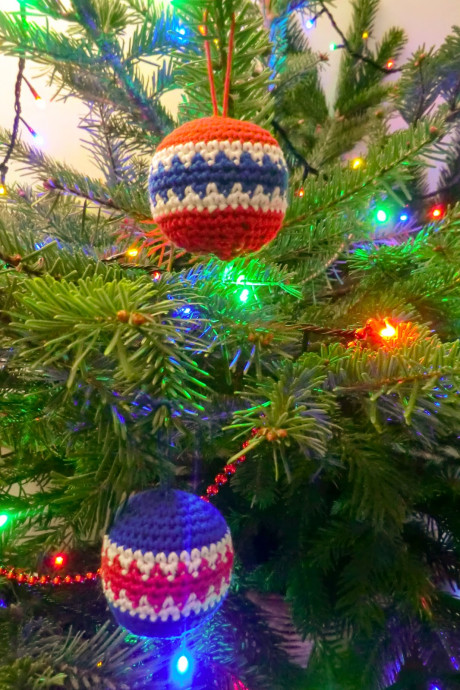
[150,183,287,218]
[102,531,233,580]
[103,578,230,622]
[150,140,286,173]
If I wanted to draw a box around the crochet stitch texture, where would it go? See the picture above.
[101,489,234,638]
[149,117,288,260]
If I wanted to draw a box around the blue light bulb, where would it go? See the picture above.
[399,213,408,222]
[33,133,45,147]
[170,649,194,686]
[177,655,189,674]
[305,18,315,28]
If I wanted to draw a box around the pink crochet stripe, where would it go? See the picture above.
[100,534,234,621]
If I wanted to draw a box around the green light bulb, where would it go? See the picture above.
[239,289,250,303]
[376,209,388,223]
[0,514,8,528]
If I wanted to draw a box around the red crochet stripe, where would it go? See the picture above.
[101,545,234,615]
[157,117,279,151]
[156,207,283,260]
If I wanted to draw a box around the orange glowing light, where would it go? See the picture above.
[379,320,397,339]
[296,188,305,197]
[54,555,65,567]
[431,206,443,219]
[198,24,206,35]
[386,59,394,69]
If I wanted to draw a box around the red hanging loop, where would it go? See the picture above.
[222,13,236,118]
[202,11,236,118]
[202,11,219,117]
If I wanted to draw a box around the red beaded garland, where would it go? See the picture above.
[1,431,255,587]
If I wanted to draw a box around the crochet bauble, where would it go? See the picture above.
[101,489,234,638]
[148,117,288,260]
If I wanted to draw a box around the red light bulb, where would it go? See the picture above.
[430,205,444,220]
[53,554,65,568]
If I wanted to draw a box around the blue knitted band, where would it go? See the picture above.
[149,151,288,205]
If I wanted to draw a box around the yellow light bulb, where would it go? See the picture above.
[362,31,369,39]
[379,319,396,339]
[352,157,364,169]
[35,96,46,110]
[0,184,6,196]
[126,248,139,257]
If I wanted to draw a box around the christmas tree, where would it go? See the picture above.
[0,0,459,687]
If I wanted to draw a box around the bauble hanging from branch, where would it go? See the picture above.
[101,489,234,638]
[148,13,288,260]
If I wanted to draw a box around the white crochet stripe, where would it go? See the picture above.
[103,577,230,623]
[102,530,233,581]
[150,182,287,219]
[150,139,286,173]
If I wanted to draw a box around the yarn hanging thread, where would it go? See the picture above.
[101,489,234,638]
[148,12,288,261]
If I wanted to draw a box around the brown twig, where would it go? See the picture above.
[43,179,150,220]
[318,1,402,75]
[0,251,44,276]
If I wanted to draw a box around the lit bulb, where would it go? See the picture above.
[386,59,394,70]
[198,24,206,35]
[376,209,388,223]
[53,554,65,567]
[329,42,337,51]
[171,649,194,685]
[177,655,189,674]
[362,31,369,39]
[0,514,8,528]
[352,157,364,169]
[305,18,315,29]
[379,319,396,339]
[239,289,249,303]
[399,213,408,222]
[430,206,443,219]
[296,187,305,197]
[126,248,139,257]
[0,184,6,196]
[32,132,44,147]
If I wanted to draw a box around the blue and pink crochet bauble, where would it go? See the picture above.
[100,489,234,638]
[148,117,288,260]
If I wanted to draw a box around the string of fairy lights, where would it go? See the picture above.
[0,316,406,588]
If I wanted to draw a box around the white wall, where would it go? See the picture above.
[0,0,459,182]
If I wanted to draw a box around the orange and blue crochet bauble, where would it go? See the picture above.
[148,15,288,260]
[148,117,288,260]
